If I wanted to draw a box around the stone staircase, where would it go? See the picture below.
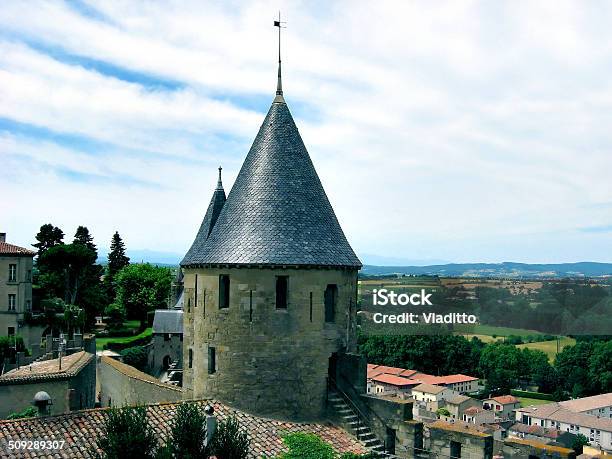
[328,390,390,456]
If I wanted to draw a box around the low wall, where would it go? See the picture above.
[98,356,182,407]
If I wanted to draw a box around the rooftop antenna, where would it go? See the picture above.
[273,11,286,102]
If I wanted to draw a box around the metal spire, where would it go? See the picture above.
[273,12,286,103]
[216,166,223,190]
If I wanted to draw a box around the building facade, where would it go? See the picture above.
[181,69,361,420]
[0,233,35,339]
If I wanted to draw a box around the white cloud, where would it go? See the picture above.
[1,0,612,263]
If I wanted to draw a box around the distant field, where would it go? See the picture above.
[517,337,576,362]
[460,334,503,343]
[518,397,552,407]
[455,324,544,337]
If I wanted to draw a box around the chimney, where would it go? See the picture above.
[0,233,5,243]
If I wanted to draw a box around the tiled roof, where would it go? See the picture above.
[371,373,418,387]
[517,403,612,432]
[0,400,367,458]
[100,356,182,392]
[152,310,183,335]
[464,406,485,415]
[559,393,612,412]
[412,383,447,395]
[0,242,35,256]
[487,395,520,405]
[446,395,473,405]
[509,422,564,439]
[181,98,361,268]
[366,364,478,387]
[0,351,93,384]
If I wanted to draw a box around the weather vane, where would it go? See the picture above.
[273,11,286,96]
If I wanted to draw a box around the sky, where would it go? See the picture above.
[1,0,612,265]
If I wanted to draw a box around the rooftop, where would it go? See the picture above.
[152,309,183,335]
[181,97,361,268]
[0,399,366,458]
[559,393,612,413]
[518,403,612,432]
[372,373,419,387]
[413,383,448,395]
[0,241,36,257]
[0,351,93,384]
[446,394,474,405]
[428,420,490,438]
[487,395,520,405]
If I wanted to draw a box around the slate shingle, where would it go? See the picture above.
[181,99,361,268]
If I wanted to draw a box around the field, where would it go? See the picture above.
[518,397,552,407]
[95,327,152,351]
[517,337,576,362]
[454,324,544,337]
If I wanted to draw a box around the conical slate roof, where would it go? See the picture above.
[181,170,226,265]
[181,97,361,268]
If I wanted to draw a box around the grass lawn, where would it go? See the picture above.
[518,397,553,407]
[517,337,576,362]
[95,327,152,351]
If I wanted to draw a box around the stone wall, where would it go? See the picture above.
[502,438,576,458]
[149,333,183,377]
[428,423,494,459]
[98,356,182,407]
[183,266,358,421]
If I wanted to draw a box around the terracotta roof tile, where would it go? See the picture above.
[0,242,36,256]
[0,400,367,458]
[0,351,93,384]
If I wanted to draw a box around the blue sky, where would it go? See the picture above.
[1,0,612,264]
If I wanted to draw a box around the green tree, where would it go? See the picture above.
[572,433,589,454]
[106,231,130,301]
[165,402,210,459]
[0,335,26,364]
[211,415,250,459]
[96,405,159,459]
[115,264,172,330]
[121,346,149,372]
[63,303,85,339]
[74,225,97,252]
[587,340,612,394]
[33,223,64,257]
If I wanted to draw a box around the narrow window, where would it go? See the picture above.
[8,294,16,311]
[26,300,31,311]
[249,290,253,322]
[188,349,193,368]
[26,270,31,282]
[8,326,15,336]
[187,297,191,313]
[275,276,288,309]
[324,284,338,323]
[309,292,313,322]
[450,441,461,458]
[219,275,230,309]
[8,264,16,282]
[194,274,198,307]
[208,347,216,374]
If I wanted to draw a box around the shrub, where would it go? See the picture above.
[96,405,159,459]
[211,415,250,459]
[166,402,211,459]
[121,345,149,371]
[7,406,37,419]
[277,433,335,459]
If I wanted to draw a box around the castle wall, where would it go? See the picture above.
[182,266,358,420]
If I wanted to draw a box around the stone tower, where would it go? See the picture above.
[181,53,361,420]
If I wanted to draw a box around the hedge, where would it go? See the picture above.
[510,389,555,401]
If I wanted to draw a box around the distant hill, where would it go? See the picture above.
[361,261,612,278]
[98,249,181,266]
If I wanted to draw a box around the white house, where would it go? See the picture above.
[483,395,521,420]
[559,393,612,418]
[412,383,457,403]
[516,403,612,453]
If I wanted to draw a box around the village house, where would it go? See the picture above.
[0,233,44,347]
[369,373,420,396]
[558,393,612,418]
[412,383,457,403]
[508,422,578,450]
[149,309,183,378]
[483,394,521,420]
[462,406,496,425]
[0,350,95,419]
[441,394,482,420]
[516,403,612,452]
